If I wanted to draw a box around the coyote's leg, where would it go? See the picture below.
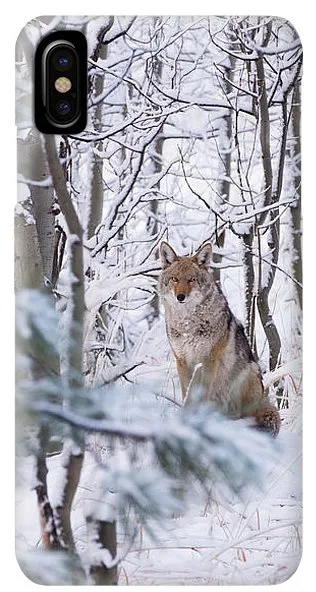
[175,357,191,401]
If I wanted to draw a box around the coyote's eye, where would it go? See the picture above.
[171,277,178,283]
[188,278,196,283]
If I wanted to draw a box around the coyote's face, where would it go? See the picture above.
[159,242,213,307]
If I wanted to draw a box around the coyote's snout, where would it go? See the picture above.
[159,241,280,436]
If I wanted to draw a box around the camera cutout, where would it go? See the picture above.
[35,31,87,134]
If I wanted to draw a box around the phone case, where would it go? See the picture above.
[15,16,302,585]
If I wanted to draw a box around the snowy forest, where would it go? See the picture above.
[15,16,302,585]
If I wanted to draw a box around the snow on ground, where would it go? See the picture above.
[119,428,302,585]
[16,375,302,586]
[15,325,302,585]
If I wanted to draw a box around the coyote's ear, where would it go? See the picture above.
[160,242,178,268]
[194,243,212,268]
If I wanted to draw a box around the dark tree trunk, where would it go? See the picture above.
[290,83,302,309]
[212,57,234,285]
[87,19,115,240]
[88,519,118,585]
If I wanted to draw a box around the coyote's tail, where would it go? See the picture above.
[251,403,281,437]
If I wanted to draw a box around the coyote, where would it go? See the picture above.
[159,242,280,436]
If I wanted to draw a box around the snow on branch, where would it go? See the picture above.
[33,398,278,495]
[246,38,302,56]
